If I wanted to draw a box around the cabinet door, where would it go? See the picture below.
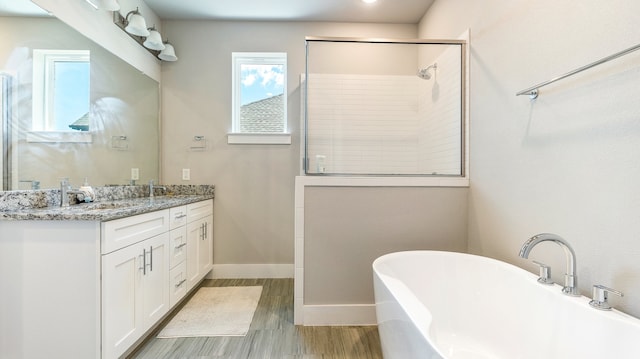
[186,200,214,291]
[102,233,170,359]
[198,214,213,276]
[102,242,144,359]
[140,232,170,329]
[186,218,203,291]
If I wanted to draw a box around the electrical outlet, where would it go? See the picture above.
[131,168,139,180]
[182,168,190,181]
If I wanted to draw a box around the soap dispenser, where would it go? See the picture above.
[79,177,95,202]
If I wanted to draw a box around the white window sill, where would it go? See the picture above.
[227,133,291,145]
[27,131,92,143]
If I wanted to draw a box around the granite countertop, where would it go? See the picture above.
[0,185,214,221]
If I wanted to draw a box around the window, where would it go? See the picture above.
[229,52,289,144]
[32,49,90,133]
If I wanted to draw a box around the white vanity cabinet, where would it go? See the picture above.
[186,199,214,291]
[0,198,213,359]
[101,210,170,359]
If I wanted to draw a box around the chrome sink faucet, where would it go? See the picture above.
[519,233,579,296]
[148,179,166,198]
[60,178,84,207]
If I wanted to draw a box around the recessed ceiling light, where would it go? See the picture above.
[362,0,378,3]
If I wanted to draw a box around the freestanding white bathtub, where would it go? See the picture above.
[373,251,640,359]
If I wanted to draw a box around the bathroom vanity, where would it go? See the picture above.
[0,186,214,359]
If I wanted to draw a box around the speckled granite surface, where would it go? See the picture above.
[0,185,214,221]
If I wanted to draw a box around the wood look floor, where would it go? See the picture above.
[128,279,383,359]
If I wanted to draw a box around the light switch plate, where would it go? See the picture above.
[131,168,139,180]
[182,168,190,180]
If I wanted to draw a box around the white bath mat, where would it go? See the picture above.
[157,286,263,338]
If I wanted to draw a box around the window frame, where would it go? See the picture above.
[229,52,290,145]
[31,49,91,143]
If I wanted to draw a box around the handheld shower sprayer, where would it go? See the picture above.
[417,63,438,80]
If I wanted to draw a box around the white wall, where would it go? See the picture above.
[420,0,640,317]
[304,186,468,304]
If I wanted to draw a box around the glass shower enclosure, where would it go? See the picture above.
[304,37,467,177]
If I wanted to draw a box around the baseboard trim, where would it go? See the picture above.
[302,304,377,326]
[209,264,294,279]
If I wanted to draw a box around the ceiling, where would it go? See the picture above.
[143,0,435,23]
[0,0,435,23]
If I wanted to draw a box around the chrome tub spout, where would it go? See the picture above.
[519,233,579,296]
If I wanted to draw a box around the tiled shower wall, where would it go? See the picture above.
[306,47,462,175]
[418,44,462,175]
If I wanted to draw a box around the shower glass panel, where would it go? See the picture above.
[304,37,466,176]
[1,73,11,190]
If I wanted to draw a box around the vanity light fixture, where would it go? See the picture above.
[158,41,178,62]
[123,8,149,37]
[99,0,120,11]
[143,26,166,51]
[112,7,179,61]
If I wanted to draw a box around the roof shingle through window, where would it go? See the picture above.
[240,94,284,133]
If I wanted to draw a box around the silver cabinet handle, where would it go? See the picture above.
[175,279,186,288]
[140,248,147,275]
[148,246,153,272]
[175,243,187,249]
[532,260,553,285]
[589,284,623,310]
[174,213,187,220]
[204,222,208,239]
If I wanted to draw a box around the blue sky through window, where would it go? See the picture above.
[53,61,90,131]
[240,64,284,105]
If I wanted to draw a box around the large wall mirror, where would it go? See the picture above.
[0,1,159,190]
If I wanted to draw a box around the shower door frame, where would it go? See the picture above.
[303,36,468,177]
[1,71,19,191]
[1,72,11,190]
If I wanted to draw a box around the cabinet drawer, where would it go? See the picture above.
[187,199,213,222]
[169,226,187,268]
[169,261,187,308]
[101,210,169,254]
[169,206,187,230]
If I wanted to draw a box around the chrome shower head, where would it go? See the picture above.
[417,63,438,80]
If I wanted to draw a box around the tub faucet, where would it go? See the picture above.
[519,233,579,296]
